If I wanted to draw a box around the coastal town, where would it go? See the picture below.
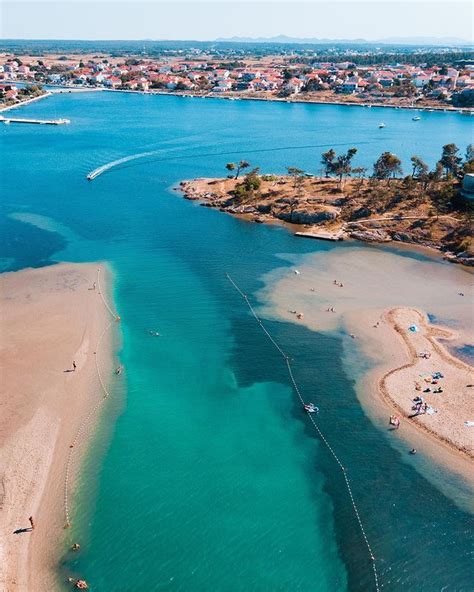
[1,49,473,109]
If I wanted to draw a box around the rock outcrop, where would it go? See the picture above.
[350,229,392,242]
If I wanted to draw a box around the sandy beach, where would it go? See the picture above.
[0,263,117,591]
[260,246,474,480]
[380,307,473,457]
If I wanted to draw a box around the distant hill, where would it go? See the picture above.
[215,35,472,46]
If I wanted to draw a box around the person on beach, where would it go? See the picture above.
[389,415,400,429]
[72,361,77,371]
[28,516,35,530]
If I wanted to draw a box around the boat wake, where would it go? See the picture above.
[87,150,161,180]
[86,139,371,181]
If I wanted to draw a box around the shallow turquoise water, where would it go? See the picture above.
[1,93,473,591]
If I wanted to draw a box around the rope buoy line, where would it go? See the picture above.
[63,268,120,529]
[226,273,380,591]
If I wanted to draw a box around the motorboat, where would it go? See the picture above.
[378,122,385,128]
[412,116,421,121]
[304,403,319,414]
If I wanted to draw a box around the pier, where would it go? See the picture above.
[0,116,70,125]
[295,230,345,241]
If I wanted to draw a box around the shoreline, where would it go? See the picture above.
[3,80,472,113]
[376,308,472,459]
[178,177,473,268]
[0,91,51,113]
[260,248,473,484]
[0,262,119,591]
[153,90,473,113]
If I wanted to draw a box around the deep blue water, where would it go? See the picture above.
[1,92,473,591]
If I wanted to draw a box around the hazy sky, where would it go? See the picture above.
[2,0,473,41]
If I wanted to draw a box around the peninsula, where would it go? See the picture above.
[0,263,116,591]
[179,144,474,266]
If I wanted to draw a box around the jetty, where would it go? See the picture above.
[295,230,345,241]
[0,116,70,125]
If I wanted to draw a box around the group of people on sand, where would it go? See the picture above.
[333,280,344,287]
[412,397,429,415]
[389,362,447,455]
[411,371,444,416]
[289,310,304,319]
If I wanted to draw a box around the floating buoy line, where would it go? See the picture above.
[226,272,380,591]
[62,268,379,590]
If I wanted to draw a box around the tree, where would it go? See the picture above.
[286,167,305,191]
[352,166,367,179]
[235,160,250,179]
[232,168,261,202]
[373,152,403,184]
[243,168,261,191]
[225,160,249,179]
[466,144,474,163]
[410,155,429,179]
[463,144,474,174]
[438,143,462,179]
[464,144,474,174]
[331,148,358,188]
[352,166,367,192]
[433,162,444,182]
[393,77,417,98]
[302,78,324,92]
[321,149,336,177]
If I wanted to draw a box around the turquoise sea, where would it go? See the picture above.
[1,92,473,591]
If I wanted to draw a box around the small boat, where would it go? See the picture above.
[304,403,319,414]
[378,122,385,128]
[412,116,421,121]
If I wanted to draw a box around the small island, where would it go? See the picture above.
[180,143,474,266]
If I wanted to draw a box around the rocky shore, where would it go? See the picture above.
[178,175,473,266]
